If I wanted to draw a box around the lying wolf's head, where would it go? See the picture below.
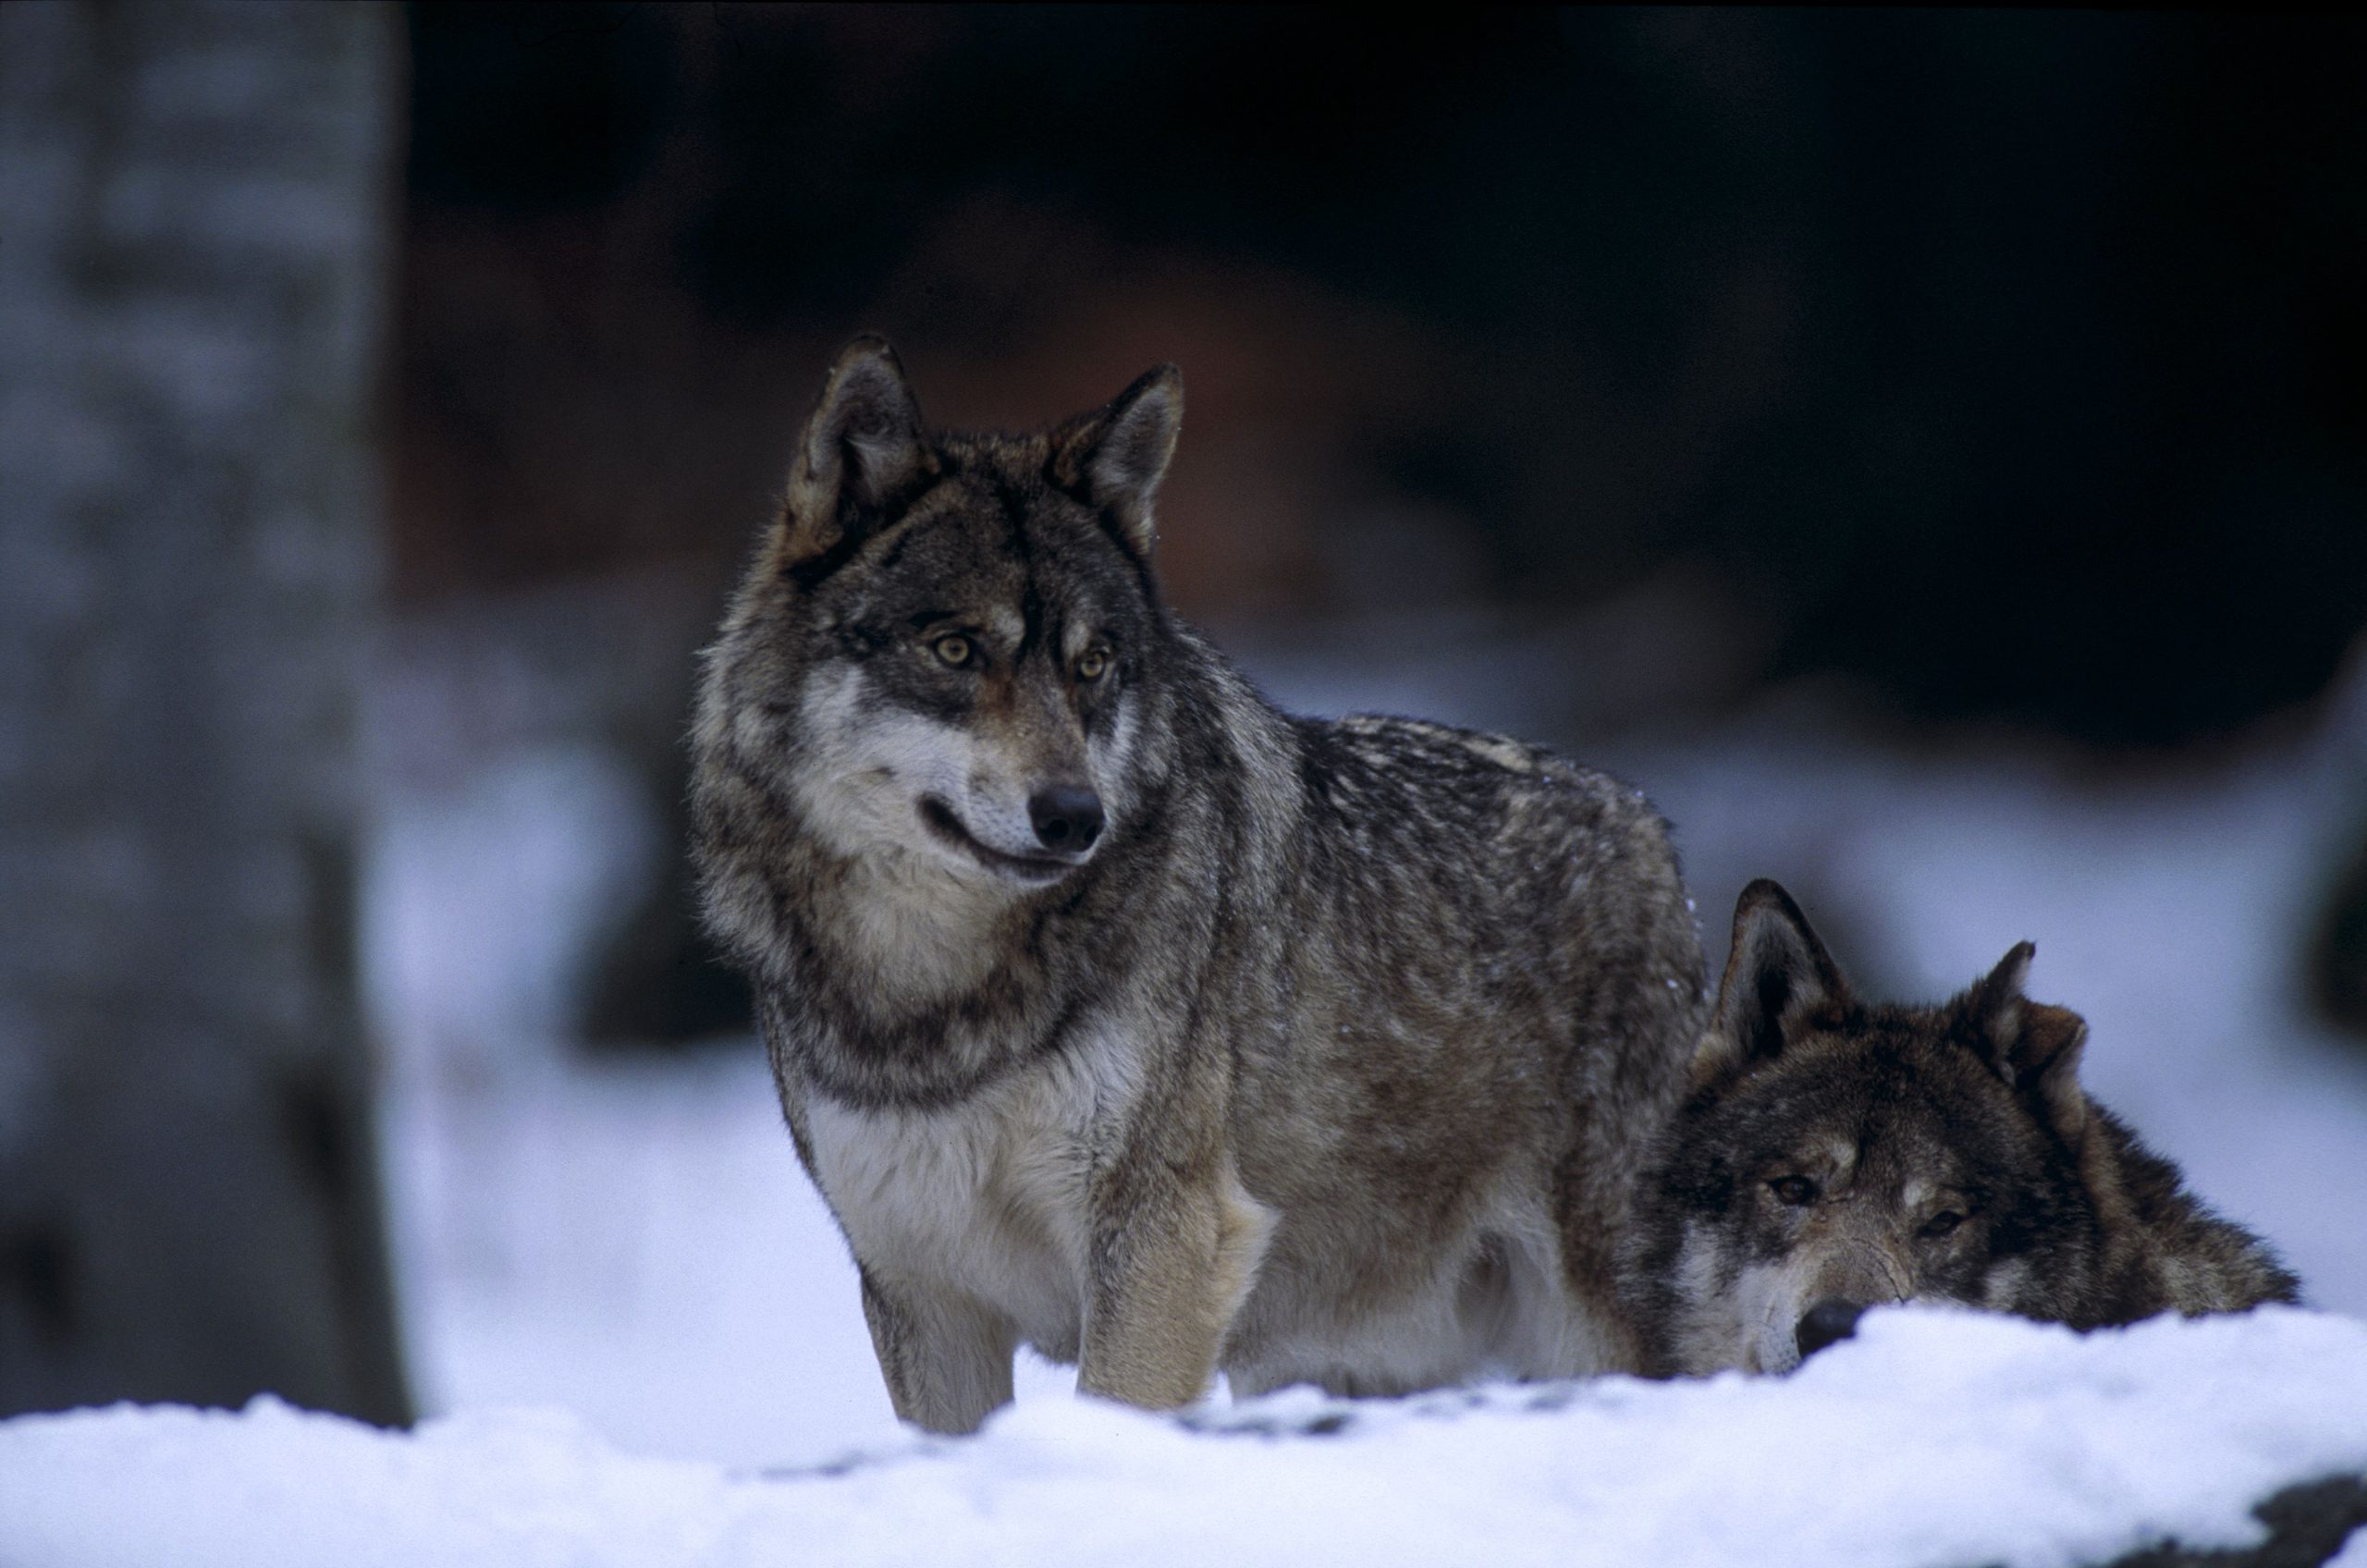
[1627,879,2106,1376]
[699,337,1182,896]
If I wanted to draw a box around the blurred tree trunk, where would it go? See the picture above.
[0,2,410,1423]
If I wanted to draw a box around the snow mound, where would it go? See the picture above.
[6,1306,2364,1568]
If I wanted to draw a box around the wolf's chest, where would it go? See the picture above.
[800,1060,1114,1356]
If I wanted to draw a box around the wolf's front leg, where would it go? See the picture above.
[858,1268,1017,1435]
[1077,1153,1275,1411]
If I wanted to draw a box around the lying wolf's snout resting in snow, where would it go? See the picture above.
[690,337,1708,1433]
[1622,879,2300,1377]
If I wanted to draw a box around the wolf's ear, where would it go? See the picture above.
[780,336,933,572]
[1963,943,2090,1142]
[1049,363,1183,559]
[1691,879,1848,1089]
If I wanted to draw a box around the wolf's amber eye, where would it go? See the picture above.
[931,634,974,669]
[1075,648,1109,682]
[1770,1176,1818,1207]
[1920,1211,1963,1239]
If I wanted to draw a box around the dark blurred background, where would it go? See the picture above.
[5,3,2365,1437]
[396,5,2366,741]
[392,4,2367,1046]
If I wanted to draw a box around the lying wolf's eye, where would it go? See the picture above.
[1920,1211,1963,1239]
[1075,648,1109,682]
[931,634,975,669]
[1769,1176,1819,1207]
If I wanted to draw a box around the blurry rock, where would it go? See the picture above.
[578,774,754,1049]
[364,572,745,1058]
[2100,1472,2367,1568]
[2311,815,2367,1039]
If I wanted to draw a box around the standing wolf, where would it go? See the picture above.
[1623,879,2300,1378]
[690,337,1706,1433]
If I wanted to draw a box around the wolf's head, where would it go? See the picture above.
[699,337,1183,900]
[1632,879,2102,1376]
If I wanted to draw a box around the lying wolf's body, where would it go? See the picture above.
[691,337,1707,1431]
[1623,879,2300,1377]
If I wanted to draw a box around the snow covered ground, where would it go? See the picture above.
[5,1308,2365,1567]
[343,610,2367,1474]
[10,598,2362,1563]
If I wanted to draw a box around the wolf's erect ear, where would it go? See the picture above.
[780,336,933,571]
[1049,363,1184,559]
[1691,879,1849,1089]
[1963,942,2090,1142]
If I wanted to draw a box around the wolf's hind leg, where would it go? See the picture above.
[858,1269,1017,1435]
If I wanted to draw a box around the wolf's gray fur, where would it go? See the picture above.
[689,337,1707,1432]
[1622,879,2300,1377]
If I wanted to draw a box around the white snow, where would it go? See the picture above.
[341,623,2367,1476]
[12,600,2362,1561]
[5,1307,2365,1568]
[342,612,2367,1474]
[376,1046,927,1466]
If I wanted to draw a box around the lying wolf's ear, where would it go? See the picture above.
[780,336,933,574]
[1049,364,1184,559]
[1963,943,2091,1142]
[1692,879,1849,1089]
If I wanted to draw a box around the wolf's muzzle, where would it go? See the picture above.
[1028,785,1103,852]
[1795,1298,1865,1361]
[918,795,1092,884]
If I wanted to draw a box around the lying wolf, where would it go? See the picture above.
[1623,879,2300,1377]
[690,337,1706,1432]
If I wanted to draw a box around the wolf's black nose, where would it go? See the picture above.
[1796,1299,1864,1361]
[1028,786,1103,852]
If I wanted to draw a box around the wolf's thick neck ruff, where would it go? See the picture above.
[705,613,1273,1112]
[702,715,1172,1109]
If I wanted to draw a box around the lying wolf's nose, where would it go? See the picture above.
[1795,1299,1865,1361]
[1028,786,1103,852]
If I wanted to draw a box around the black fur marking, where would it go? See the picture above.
[874,530,918,578]
[786,529,869,594]
[1745,967,1793,1067]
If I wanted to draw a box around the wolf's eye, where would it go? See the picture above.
[1770,1176,1819,1207]
[1920,1211,1963,1239]
[931,634,975,669]
[1075,648,1109,682]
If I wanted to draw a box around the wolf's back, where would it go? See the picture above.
[2087,1107,2301,1318]
[1182,692,1709,1353]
